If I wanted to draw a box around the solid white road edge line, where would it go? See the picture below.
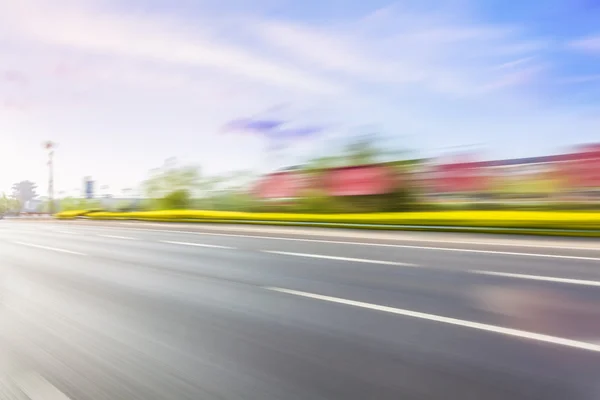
[265,287,600,352]
[98,234,137,240]
[12,241,86,256]
[263,250,417,267]
[471,270,600,287]
[160,240,234,249]
[56,226,600,262]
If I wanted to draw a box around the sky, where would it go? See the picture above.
[1,0,600,197]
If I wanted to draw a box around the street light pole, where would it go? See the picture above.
[43,141,57,215]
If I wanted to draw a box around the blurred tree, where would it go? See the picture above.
[294,189,340,213]
[0,193,8,213]
[143,158,202,202]
[304,155,339,172]
[342,134,381,166]
[11,180,38,208]
[226,170,256,190]
[196,170,257,211]
[159,189,192,209]
[53,197,102,212]
[295,131,419,213]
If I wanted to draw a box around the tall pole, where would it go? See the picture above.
[43,141,57,215]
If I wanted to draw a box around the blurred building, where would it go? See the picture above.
[254,162,406,201]
[253,144,600,204]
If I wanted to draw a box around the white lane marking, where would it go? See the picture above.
[120,222,600,251]
[53,230,76,234]
[471,270,600,287]
[389,246,600,261]
[265,287,600,352]
[46,225,600,261]
[12,371,73,400]
[160,240,234,249]
[263,250,416,267]
[259,241,600,262]
[98,234,137,240]
[12,241,86,256]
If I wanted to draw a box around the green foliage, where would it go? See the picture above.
[0,193,21,213]
[114,200,138,212]
[0,193,8,213]
[56,197,102,212]
[159,189,191,210]
[143,158,201,199]
[295,134,418,213]
[292,189,341,213]
[342,134,381,166]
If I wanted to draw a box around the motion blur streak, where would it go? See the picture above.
[1,220,600,399]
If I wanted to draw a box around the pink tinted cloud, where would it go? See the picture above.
[3,98,30,111]
[3,70,29,86]
[53,62,82,79]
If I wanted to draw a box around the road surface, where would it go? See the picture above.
[0,220,599,399]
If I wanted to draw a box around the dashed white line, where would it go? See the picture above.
[263,250,416,267]
[388,245,600,262]
[265,287,600,352]
[53,230,76,234]
[160,240,234,249]
[471,270,600,287]
[117,222,600,251]
[12,241,86,256]
[98,234,137,240]
[60,226,600,262]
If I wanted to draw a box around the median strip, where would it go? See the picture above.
[263,250,416,267]
[265,287,600,352]
[12,241,86,256]
[471,270,600,287]
[54,210,600,237]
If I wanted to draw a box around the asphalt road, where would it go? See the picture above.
[0,220,599,399]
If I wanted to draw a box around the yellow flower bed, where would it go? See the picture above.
[54,209,96,219]
[54,209,600,230]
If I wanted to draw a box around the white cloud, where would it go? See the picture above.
[0,0,342,95]
[494,57,535,70]
[0,0,595,194]
[477,64,545,93]
[246,6,547,97]
[569,35,600,53]
[0,0,548,103]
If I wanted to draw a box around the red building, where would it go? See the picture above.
[556,144,600,189]
[254,164,400,199]
[253,144,600,201]
[324,165,397,196]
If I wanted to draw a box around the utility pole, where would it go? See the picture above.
[43,141,57,215]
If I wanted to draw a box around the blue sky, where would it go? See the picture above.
[1,0,600,196]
